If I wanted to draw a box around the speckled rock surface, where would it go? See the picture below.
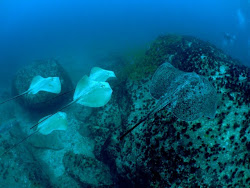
[93,35,250,187]
[63,152,113,187]
[0,121,54,188]
[12,59,73,111]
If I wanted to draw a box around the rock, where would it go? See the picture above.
[74,105,93,123]
[12,59,73,111]
[63,152,113,187]
[0,122,54,188]
[87,81,132,160]
[28,132,65,151]
[89,35,250,187]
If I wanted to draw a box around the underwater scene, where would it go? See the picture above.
[0,0,249,187]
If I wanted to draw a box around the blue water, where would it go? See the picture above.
[0,1,249,187]
[0,0,249,88]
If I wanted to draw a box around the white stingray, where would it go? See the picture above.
[27,75,61,95]
[0,75,61,105]
[89,67,116,82]
[37,112,68,135]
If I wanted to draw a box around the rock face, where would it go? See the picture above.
[63,152,113,187]
[0,123,53,188]
[12,59,73,111]
[89,35,250,187]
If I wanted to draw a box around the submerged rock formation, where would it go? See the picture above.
[91,35,249,187]
[12,59,73,111]
[1,35,249,187]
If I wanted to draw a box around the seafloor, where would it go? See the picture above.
[0,34,249,187]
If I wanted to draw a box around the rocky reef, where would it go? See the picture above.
[93,34,250,187]
[0,35,249,187]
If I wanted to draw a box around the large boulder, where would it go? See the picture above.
[12,59,73,111]
[88,35,250,187]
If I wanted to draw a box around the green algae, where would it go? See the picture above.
[120,57,158,81]
[145,34,183,65]
[118,34,183,81]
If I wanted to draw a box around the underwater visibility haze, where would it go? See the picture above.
[0,0,249,187]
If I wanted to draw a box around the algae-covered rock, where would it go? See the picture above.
[89,35,249,187]
[63,152,113,187]
[12,59,73,111]
[0,122,54,188]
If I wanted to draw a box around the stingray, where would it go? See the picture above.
[89,67,116,82]
[2,71,114,155]
[30,73,114,130]
[41,66,116,110]
[40,67,116,104]
[0,75,61,105]
[1,112,68,156]
[120,62,218,140]
[1,67,115,155]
